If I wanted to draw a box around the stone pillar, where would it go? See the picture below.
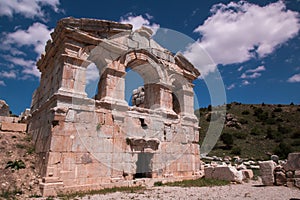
[58,55,88,98]
[96,61,128,108]
[144,83,174,113]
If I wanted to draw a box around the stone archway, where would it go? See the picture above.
[28,17,201,196]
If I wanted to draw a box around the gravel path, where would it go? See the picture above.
[78,180,300,200]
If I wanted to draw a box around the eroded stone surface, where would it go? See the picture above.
[28,17,201,196]
[0,100,10,117]
[259,161,276,186]
[1,122,27,132]
[204,165,243,183]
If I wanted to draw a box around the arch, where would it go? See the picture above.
[120,49,168,85]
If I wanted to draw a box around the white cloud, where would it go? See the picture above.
[120,14,160,34]
[183,42,217,77]
[86,63,99,84]
[246,65,266,73]
[240,65,266,79]
[241,72,261,79]
[0,0,60,19]
[3,55,40,78]
[227,83,235,90]
[242,80,250,85]
[287,73,300,83]
[3,22,53,55]
[237,66,243,72]
[0,70,17,79]
[191,1,300,66]
[0,80,6,86]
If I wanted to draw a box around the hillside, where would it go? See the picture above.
[196,103,300,160]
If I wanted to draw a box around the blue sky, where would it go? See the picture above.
[0,0,299,115]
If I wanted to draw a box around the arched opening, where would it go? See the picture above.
[172,92,181,114]
[125,68,144,106]
[85,63,100,99]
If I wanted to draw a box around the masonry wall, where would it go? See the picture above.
[28,17,201,196]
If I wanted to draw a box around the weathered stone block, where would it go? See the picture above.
[1,122,27,132]
[284,152,300,171]
[275,171,287,186]
[205,166,243,183]
[259,160,276,186]
[241,169,254,180]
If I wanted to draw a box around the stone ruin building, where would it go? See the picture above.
[28,17,201,196]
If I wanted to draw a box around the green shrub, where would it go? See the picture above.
[221,133,233,149]
[233,132,247,139]
[226,104,232,110]
[250,127,261,136]
[266,127,275,139]
[231,146,241,155]
[154,181,163,186]
[291,131,300,139]
[291,139,300,146]
[5,160,26,170]
[265,118,276,125]
[253,108,263,116]
[274,108,282,112]
[274,142,292,159]
[277,125,291,134]
[242,110,250,115]
[239,118,248,124]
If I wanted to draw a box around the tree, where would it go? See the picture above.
[221,133,233,149]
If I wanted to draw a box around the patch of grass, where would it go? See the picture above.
[27,146,35,154]
[160,178,230,187]
[57,186,145,199]
[5,160,26,170]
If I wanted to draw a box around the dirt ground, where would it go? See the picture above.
[77,180,300,200]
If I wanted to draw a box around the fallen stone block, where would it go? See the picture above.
[284,152,300,171]
[241,169,254,180]
[275,171,287,186]
[205,165,243,183]
[259,160,276,186]
[295,170,300,178]
[295,178,300,188]
[1,122,27,132]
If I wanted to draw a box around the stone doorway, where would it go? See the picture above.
[134,152,154,179]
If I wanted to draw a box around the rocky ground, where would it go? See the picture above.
[0,131,41,199]
[31,179,299,200]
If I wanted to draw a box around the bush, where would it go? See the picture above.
[291,131,300,139]
[274,142,292,159]
[265,118,276,125]
[239,118,248,124]
[242,110,250,115]
[250,127,261,136]
[266,127,275,139]
[277,125,291,134]
[208,105,212,111]
[231,147,241,155]
[233,132,247,139]
[226,104,231,110]
[5,160,26,170]
[221,133,234,149]
[274,108,282,112]
[291,139,300,146]
[253,108,263,116]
